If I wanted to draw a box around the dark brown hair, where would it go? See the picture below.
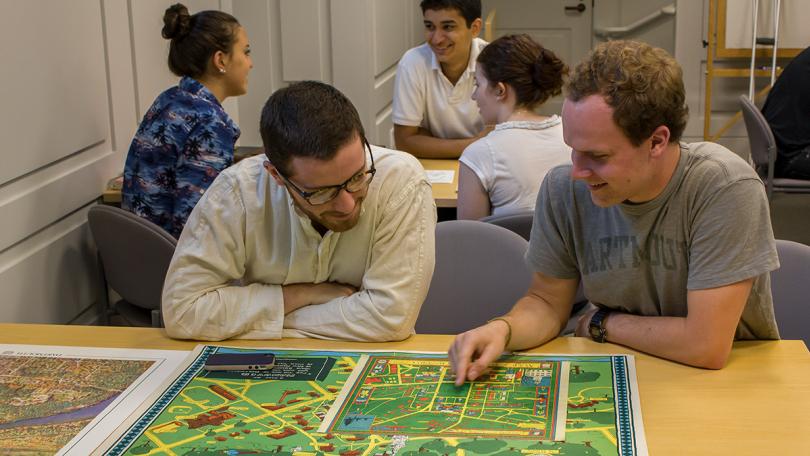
[420,0,481,27]
[476,34,567,110]
[162,3,240,78]
[566,40,688,145]
[261,81,366,176]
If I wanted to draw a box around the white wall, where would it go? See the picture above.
[233,0,422,147]
[0,0,242,325]
[0,1,123,324]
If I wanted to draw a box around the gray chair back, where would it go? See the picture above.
[739,95,810,198]
[772,240,810,348]
[88,205,177,327]
[739,94,775,172]
[416,220,532,334]
[480,211,534,241]
[481,210,587,307]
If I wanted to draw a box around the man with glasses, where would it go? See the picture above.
[162,81,437,341]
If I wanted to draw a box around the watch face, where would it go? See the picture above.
[589,325,601,339]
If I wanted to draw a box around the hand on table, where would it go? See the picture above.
[448,319,510,386]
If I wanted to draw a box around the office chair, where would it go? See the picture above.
[480,211,534,241]
[88,205,176,327]
[480,210,587,316]
[739,95,810,199]
[415,220,533,334]
[772,239,810,347]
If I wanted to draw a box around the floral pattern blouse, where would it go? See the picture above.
[122,76,240,238]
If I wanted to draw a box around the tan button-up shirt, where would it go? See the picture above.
[162,147,436,341]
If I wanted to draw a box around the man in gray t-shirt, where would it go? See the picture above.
[448,41,779,381]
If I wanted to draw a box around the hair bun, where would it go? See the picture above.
[162,3,191,40]
[531,48,567,87]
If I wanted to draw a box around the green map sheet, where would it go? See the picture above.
[97,345,647,456]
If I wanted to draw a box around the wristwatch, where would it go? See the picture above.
[588,308,611,343]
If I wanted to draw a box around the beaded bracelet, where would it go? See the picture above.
[487,317,512,348]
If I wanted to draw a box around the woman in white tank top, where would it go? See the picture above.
[458,34,571,220]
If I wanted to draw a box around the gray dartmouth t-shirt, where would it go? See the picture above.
[527,142,780,339]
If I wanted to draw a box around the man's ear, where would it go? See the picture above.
[469,17,483,37]
[263,160,286,186]
[648,125,672,158]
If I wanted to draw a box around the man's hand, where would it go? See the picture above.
[282,282,357,314]
[575,306,600,337]
[448,319,510,386]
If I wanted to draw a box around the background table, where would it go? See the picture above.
[1,323,807,455]
[419,158,459,208]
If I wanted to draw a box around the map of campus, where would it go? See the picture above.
[105,347,646,456]
[322,355,568,440]
[0,355,153,455]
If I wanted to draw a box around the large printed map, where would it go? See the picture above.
[100,346,647,456]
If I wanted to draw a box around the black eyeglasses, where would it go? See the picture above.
[277,139,376,206]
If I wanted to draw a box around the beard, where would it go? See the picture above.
[293,195,365,233]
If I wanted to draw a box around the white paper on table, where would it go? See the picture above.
[0,344,190,456]
[425,170,455,184]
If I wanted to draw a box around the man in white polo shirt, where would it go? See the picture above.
[393,0,488,159]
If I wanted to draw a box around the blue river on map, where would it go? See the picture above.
[0,394,119,429]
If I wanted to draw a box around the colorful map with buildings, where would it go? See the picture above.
[0,355,153,455]
[322,355,568,440]
[102,347,646,456]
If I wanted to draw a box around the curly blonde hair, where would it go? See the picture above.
[566,40,688,146]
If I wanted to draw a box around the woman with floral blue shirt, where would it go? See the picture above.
[122,3,252,238]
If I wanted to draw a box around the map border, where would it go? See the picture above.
[97,346,648,456]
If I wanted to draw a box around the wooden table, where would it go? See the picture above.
[2,323,808,455]
[418,158,459,208]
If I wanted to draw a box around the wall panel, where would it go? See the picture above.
[129,0,220,118]
[372,0,410,76]
[0,1,130,325]
[280,0,332,82]
[0,206,98,323]
[0,0,108,186]
[234,0,283,146]
[332,0,419,148]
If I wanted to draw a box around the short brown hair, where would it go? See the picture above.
[566,40,688,145]
[261,81,366,176]
[476,34,568,110]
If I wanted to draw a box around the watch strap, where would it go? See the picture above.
[589,308,611,343]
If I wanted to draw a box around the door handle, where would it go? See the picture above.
[565,3,586,13]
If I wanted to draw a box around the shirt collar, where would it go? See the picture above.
[429,38,482,76]
[179,76,221,106]
[619,142,688,216]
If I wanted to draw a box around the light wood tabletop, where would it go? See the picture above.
[418,158,459,208]
[1,323,808,455]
